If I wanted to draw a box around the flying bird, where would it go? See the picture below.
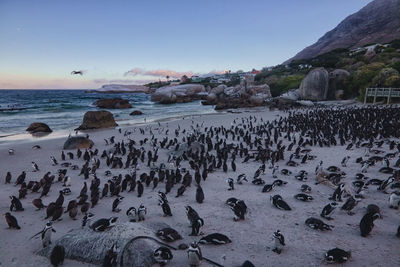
[71,70,84,75]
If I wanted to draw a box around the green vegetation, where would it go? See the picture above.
[255,39,400,99]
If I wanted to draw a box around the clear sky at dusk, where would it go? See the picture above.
[0,0,371,89]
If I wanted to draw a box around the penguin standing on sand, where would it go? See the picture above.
[272,230,285,254]
[50,156,58,166]
[126,207,137,222]
[330,184,345,202]
[10,196,24,211]
[138,204,147,221]
[112,196,124,212]
[360,211,380,237]
[102,244,118,267]
[321,202,338,220]
[196,184,204,204]
[227,178,234,191]
[160,198,172,216]
[187,242,202,267]
[4,212,21,229]
[32,161,39,172]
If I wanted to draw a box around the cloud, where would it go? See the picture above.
[124,68,226,78]
[93,78,155,85]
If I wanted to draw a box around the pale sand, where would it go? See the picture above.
[0,107,399,267]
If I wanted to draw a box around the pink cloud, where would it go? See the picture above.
[124,68,226,78]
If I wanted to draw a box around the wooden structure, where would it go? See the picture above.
[364,88,400,104]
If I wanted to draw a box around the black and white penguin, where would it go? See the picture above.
[294,193,313,202]
[237,173,248,184]
[241,261,255,267]
[186,206,200,226]
[227,178,234,190]
[176,185,186,197]
[341,196,360,215]
[50,156,58,166]
[4,212,20,229]
[90,217,118,232]
[61,188,71,195]
[190,217,204,236]
[32,161,39,172]
[8,148,15,155]
[196,184,204,204]
[9,196,24,211]
[156,227,182,242]
[272,179,287,187]
[5,172,12,184]
[137,181,144,197]
[272,230,285,254]
[325,248,351,263]
[41,221,56,248]
[102,244,118,267]
[330,184,345,202]
[389,191,400,209]
[126,207,137,222]
[300,184,312,193]
[231,200,247,221]
[305,217,333,231]
[199,233,232,245]
[138,204,147,221]
[341,156,350,167]
[321,202,338,220]
[112,196,124,212]
[63,176,71,187]
[154,246,173,266]
[50,245,65,267]
[82,212,94,228]
[187,242,202,267]
[360,212,380,237]
[280,169,292,175]
[270,195,291,211]
[378,177,394,193]
[262,184,275,193]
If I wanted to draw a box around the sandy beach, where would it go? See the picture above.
[0,106,399,267]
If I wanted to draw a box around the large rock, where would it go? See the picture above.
[75,111,118,130]
[299,68,329,101]
[328,69,350,99]
[38,222,174,267]
[151,84,206,104]
[63,136,94,150]
[93,98,132,109]
[26,122,52,133]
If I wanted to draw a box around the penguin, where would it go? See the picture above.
[126,207,137,222]
[325,248,351,263]
[9,196,24,211]
[321,202,338,220]
[300,184,312,193]
[5,172,12,184]
[280,169,292,175]
[389,191,400,209]
[272,179,287,187]
[231,200,247,221]
[8,148,15,155]
[186,206,200,226]
[63,176,71,187]
[241,261,255,267]
[176,185,186,197]
[32,161,39,172]
[360,212,380,237]
[196,184,204,204]
[103,244,118,267]
[50,245,65,267]
[160,198,172,217]
[294,193,313,202]
[237,173,248,184]
[330,183,345,202]
[50,156,58,166]
[199,233,231,245]
[61,151,65,161]
[378,177,394,193]
[112,196,124,212]
[154,246,173,266]
[55,191,64,207]
[341,156,350,167]
[137,181,144,197]
[227,178,234,190]
[262,184,275,193]
[4,212,20,229]
[270,195,291,211]
[341,196,360,215]
[69,205,78,220]
[62,188,71,195]
[46,202,57,219]
[305,217,333,231]
[52,205,64,221]
[138,204,147,221]
[41,221,56,248]
[32,198,47,210]
[90,217,118,232]
[272,230,285,254]
[187,242,202,267]
[396,225,400,238]
[82,212,94,228]
[156,227,182,242]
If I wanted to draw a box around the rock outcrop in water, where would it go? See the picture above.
[63,136,94,150]
[93,98,132,109]
[151,84,206,104]
[37,222,176,267]
[130,110,143,116]
[75,111,118,130]
[26,122,52,133]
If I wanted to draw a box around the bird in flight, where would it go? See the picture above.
[71,70,84,75]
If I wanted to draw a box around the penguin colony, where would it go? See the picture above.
[2,105,400,266]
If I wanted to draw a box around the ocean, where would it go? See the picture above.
[0,90,217,143]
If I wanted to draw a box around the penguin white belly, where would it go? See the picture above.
[274,238,283,250]
[42,230,52,247]
[188,252,200,266]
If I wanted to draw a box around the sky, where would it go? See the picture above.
[0,0,371,89]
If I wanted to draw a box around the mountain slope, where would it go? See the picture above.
[287,0,400,62]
